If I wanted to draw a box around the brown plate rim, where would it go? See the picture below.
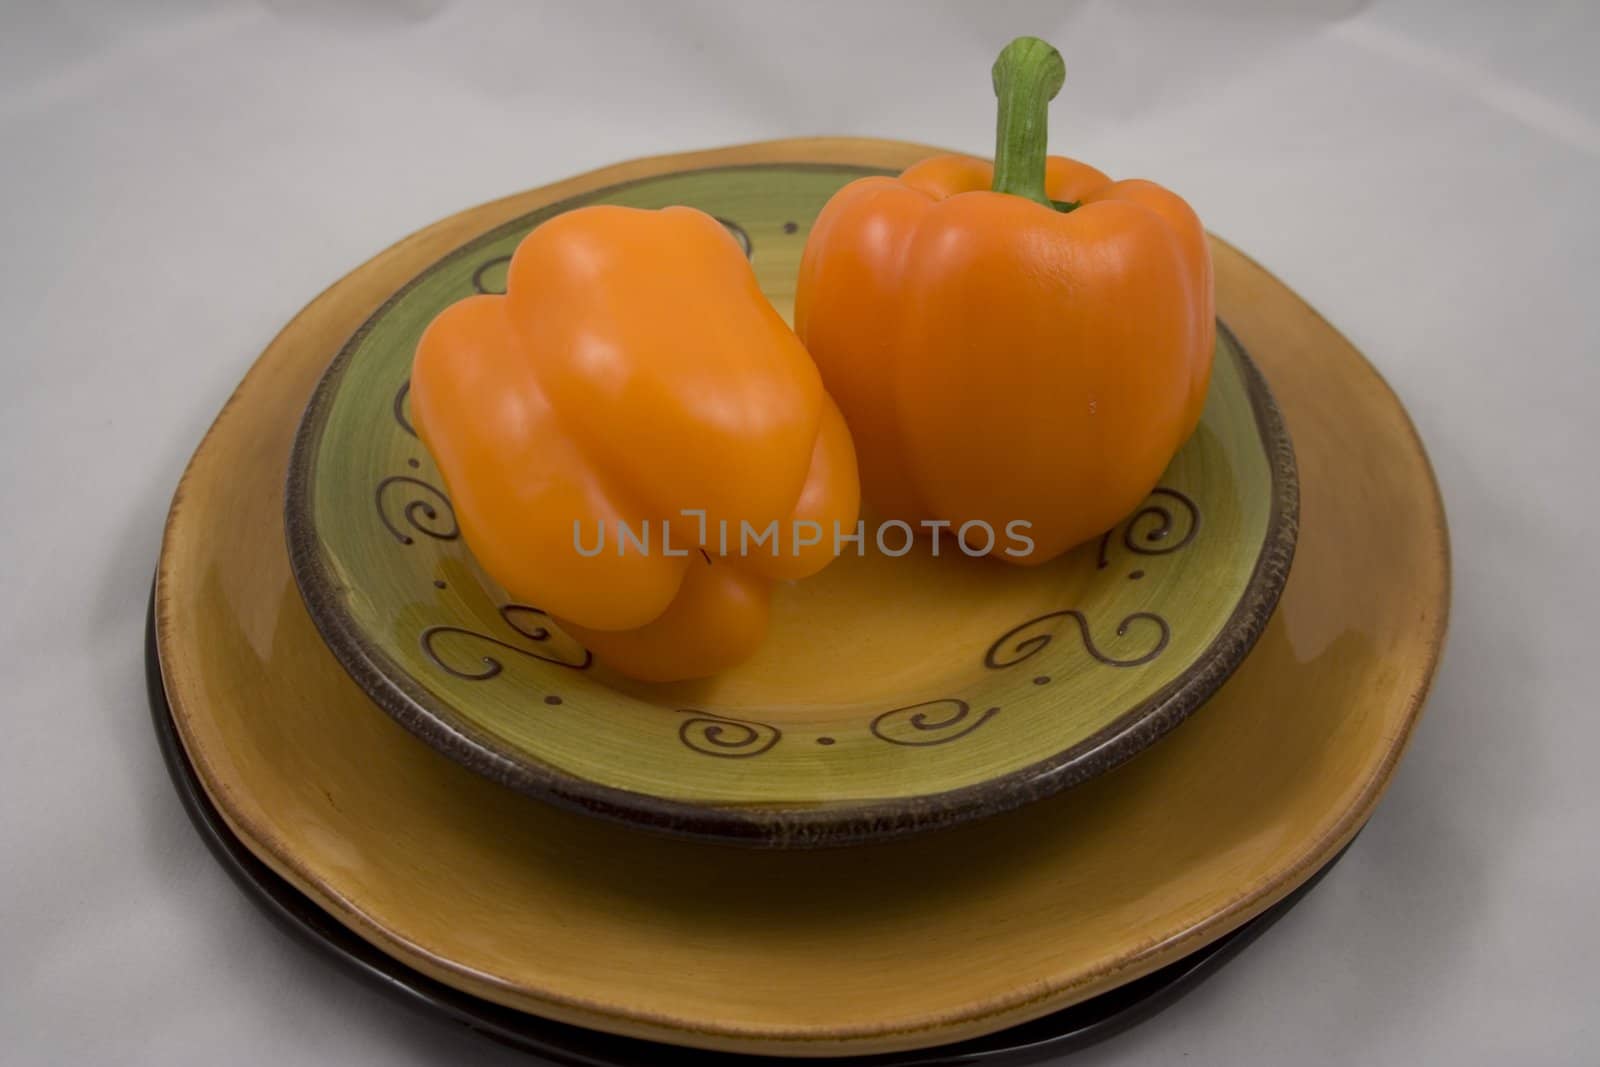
[146,580,1361,1064]
[282,163,1300,849]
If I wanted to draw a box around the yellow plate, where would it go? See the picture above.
[283,157,1297,847]
[156,139,1448,1057]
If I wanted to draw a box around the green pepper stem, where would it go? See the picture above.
[990,36,1065,208]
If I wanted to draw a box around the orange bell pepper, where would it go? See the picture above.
[795,37,1214,564]
[411,205,859,682]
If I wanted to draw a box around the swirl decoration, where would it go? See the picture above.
[376,476,459,545]
[392,379,416,437]
[500,604,552,642]
[471,254,513,295]
[1098,488,1200,568]
[870,700,1000,747]
[714,216,752,259]
[421,605,593,680]
[985,610,1170,670]
[677,711,781,758]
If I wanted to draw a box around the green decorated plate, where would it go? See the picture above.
[286,162,1297,848]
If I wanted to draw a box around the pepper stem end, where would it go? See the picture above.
[990,36,1064,208]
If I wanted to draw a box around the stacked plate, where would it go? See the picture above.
[150,138,1448,1063]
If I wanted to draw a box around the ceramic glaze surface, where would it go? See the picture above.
[286,162,1295,841]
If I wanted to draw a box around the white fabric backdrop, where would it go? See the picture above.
[3,1,1597,1063]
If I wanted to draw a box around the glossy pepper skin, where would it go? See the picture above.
[794,38,1213,564]
[411,205,859,682]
